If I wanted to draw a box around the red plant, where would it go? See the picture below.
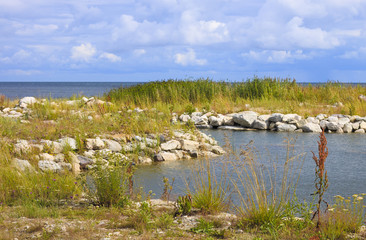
[312,129,329,229]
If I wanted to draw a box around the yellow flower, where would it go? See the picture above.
[352,194,359,198]
[328,208,334,212]
[345,199,351,203]
[356,196,363,201]
[334,195,344,200]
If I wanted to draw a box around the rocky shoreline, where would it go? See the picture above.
[175,111,366,134]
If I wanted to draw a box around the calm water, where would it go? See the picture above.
[0,82,142,99]
[135,130,366,205]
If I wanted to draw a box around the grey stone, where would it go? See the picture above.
[306,117,319,124]
[103,139,122,152]
[41,140,63,154]
[268,113,283,122]
[295,119,308,129]
[217,126,247,131]
[161,140,181,151]
[319,120,328,130]
[355,129,365,133]
[327,116,338,123]
[171,150,184,159]
[252,119,267,130]
[338,117,350,126]
[54,153,65,162]
[208,115,223,127]
[39,153,55,161]
[14,140,30,155]
[222,115,234,126]
[352,122,360,130]
[189,150,198,158]
[360,121,366,130]
[232,111,258,127]
[326,122,339,131]
[38,160,62,172]
[276,123,297,132]
[316,114,327,120]
[159,151,179,161]
[211,145,226,155]
[301,123,322,133]
[282,114,302,123]
[77,155,94,169]
[180,139,200,151]
[13,158,35,172]
[85,137,105,150]
[153,153,164,162]
[138,156,153,164]
[179,114,191,122]
[258,114,270,122]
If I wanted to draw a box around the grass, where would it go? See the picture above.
[107,77,366,116]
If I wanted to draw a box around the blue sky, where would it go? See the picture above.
[1,0,366,82]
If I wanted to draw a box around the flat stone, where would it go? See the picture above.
[38,160,62,172]
[277,123,297,132]
[217,126,248,131]
[161,140,181,151]
[103,139,122,152]
[85,137,105,150]
[355,129,365,133]
[268,113,283,122]
[232,111,258,127]
[301,123,322,133]
[58,137,77,150]
[13,159,35,172]
[159,151,179,161]
[252,119,267,130]
[180,139,200,152]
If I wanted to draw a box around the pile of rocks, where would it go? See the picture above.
[12,130,225,174]
[177,111,366,133]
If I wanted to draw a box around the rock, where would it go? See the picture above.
[77,155,95,169]
[282,114,302,123]
[171,149,184,159]
[38,160,62,172]
[85,137,105,150]
[192,115,208,125]
[252,119,267,130]
[189,150,198,158]
[201,151,219,158]
[306,117,319,124]
[14,140,30,155]
[208,115,223,127]
[191,112,202,117]
[222,115,235,125]
[352,122,360,130]
[233,111,258,127]
[277,123,297,132]
[13,158,35,172]
[84,150,95,158]
[179,114,191,122]
[358,95,366,101]
[19,97,37,107]
[41,140,63,154]
[54,153,65,162]
[327,116,338,123]
[198,132,217,145]
[336,127,344,133]
[268,113,284,122]
[180,139,200,152]
[153,153,164,162]
[338,117,350,126]
[319,120,328,130]
[343,123,353,133]
[103,139,122,152]
[316,114,327,120]
[58,137,77,150]
[326,122,340,131]
[38,153,55,161]
[161,140,181,151]
[258,114,271,122]
[65,100,79,105]
[60,162,72,171]
[138,156,152,164]
[159,151,179,161]
[211,145,226,155]
[360,121,366,130]
[355,129,365,133]
[145,138,158,147]
[301,123,322,133]
[68,152,80,174]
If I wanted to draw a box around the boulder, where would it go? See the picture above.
[282,114,301,123]
[233,111,258,127]
[13,159,35,172]
[252,119,267,130]
[103,139,122,152]
[180,140,200,152]
[277,123,297,132]
[295,119,308,129]
[268,113,283,123]
[316,114,327,120]
[360,121,366,130]
[54,153,65,162]
[258,114,271,122]
[306,117,319,124]
[355,129,365,133]
[327,116,338,123]
[211,145,226,155]
[138,156,153,164]
[222,115,235,126]
[179,114,191,122]
[77,155,95,169]
[326,122,339,131]
[208,115,223,127]
[39,153,55,161]
[319,120,328,130]
[352,122,360,130]
[41,140,63,154]
[338,117,350,126]
[58,137,77,150]
[19,97,37,107]
[68,152,80,174]
[301,123,322,133]
[171,150,184,159]
[14,140,30,155]
[153,153,164,162]
[161,140,181,151]
[38,160,62,172]
[85,137,105,150]
[343,123,353,133]
[159,151,179,161]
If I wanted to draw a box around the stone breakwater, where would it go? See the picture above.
[174,111,366,134]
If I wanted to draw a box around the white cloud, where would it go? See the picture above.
[71,43,96,62]
[133,49,146,56]
[99,52,121,62]
[13,49,31,59]
[242,49,310,63]
[15,24,58,36]
[174,49,207,66]
[180,11,229,44]
[7,69,41,75]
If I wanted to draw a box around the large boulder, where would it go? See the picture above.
[85,137,105,150]
[38,160,62,172]
[58,137,77,150]
[19,97,38,108]
[277,123,297,132]
[103,139,122,152]
[14,140,30,155]
[282,114,301,123]
[252,119,267,130]
[41,140,63,154]
[209,115,224,127]
[326,122,339,131]
[343,123,353,133]
[360,121,366,130]
[301,123,322,133]
[161,140,181,151]
[233,111,258,128]
[268,113,283,123]
[179,114,191,122]
[159,151,179,161]
[77,155,94,169]
[180,139,200,151]
[13,159,35,172]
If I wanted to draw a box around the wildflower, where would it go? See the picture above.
[334,195,344,200]
[328,208,334,212]
[356,196,363,201]
[352,194,359,198]
[361,193,366,196]
[74,182,77,184]
[53,179,56,181]
[345,199,351,203]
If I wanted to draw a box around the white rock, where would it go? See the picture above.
[277,123,297,132]
[39,153,55,161]
[67,152,80,174]
[352,122,360,130]
[316,114,327,120]
[326,122,339,131]
[258,114,271,122]
[252,119,267,130]
[85,137,105,150]
[180,139,200,152]
[343,123,353,133]
[327,116,338,123]
[38,160,62,172]
[282,114,302,123]
[54,153,65,162]
[161,140,181,151]
[159,152,179,161]
[103,139,122,152]
[138,156,153,164]
[58,137,77,150]
[360,121,366,130]
[208,115,223,127]
[338,117,350,126]
[301,123,322,133]
[19,97,37,106]
[13,159,35,172]
[233,111,258,127]
[179,114,191,122]
[355,129,365,133]
[306,117,319,124]
[14,140,30,155]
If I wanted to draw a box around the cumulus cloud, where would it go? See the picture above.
[174,49,207,66]
[133,49,146,56]
[242,49,311,63]
[15,24,58,36]
[99,52,121,62]
[71,43,96,62]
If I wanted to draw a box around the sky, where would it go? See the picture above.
[1,0,366,82]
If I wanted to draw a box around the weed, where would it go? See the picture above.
[161,177,175,202]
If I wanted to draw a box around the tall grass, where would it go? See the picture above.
[107,77,366,115]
